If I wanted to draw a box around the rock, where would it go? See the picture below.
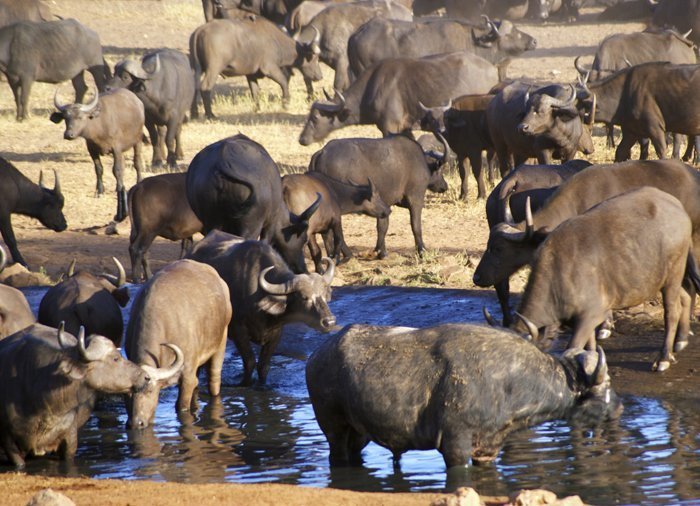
[26,489,76,506]
[432,487,482,506]
[509,489,585,506]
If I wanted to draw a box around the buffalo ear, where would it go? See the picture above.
[59,359,86,381]
[50,112,64,124]
[88,105,101,119]
[112,286,130,307]
[337,108,350,122]
[258,295,287,315]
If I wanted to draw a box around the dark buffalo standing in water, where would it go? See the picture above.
[109,49,195,171]
[0,324,150,467]
[474,160,700,328]
[125,259,229,429]
[0,246,35,339]
[188,232,336,386]
[296,0,412,91]
[38,258,130,346]
[186,134,319,274]
[0,19,110,121]
[348,16,536,82]
[307,323,621,467]
[650,0,700,46]
[51,88,145,222]
[308,135,449,258]
[0,0,51,27]
[474,160,591,325]
[189,17,322,118]
[128,173,204,282]
[299,52,499,145]
[0,157,66,267]
[577,62,700,162]
[487,82,594,176]
[513,187,700,372]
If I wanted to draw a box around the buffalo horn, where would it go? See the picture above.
[367,177,375,195]
[67,258,76,278]
[0,244,6,273]
[647,0,657,4]
[299,192,322,222]
[503,191,515,225]
[113,256,127,287]
[334,89,346,108]
[549,84,576,109]
[573,55,588,77]
[53,87,69,111]
[515,312,538,341]
[683,29,693,39]
[525,196,534,238]
[623,56,633,68]
[523,85,532,107]
[77,326,109,362]
[39,170,46,189]
[593,346,608,386]
[321,257,335,283]
[312,25,321,45]
[78,87,99,113]
[323,88,333,101]
[588,93,596,126]
[483,306,498,327]
[53,169,62,195]
[418,101,430,113]
[141,344,184,382]
[57,321,71,350]
[259,265,295,295]
[434,130,450,166]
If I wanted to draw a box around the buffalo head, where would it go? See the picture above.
[278,192,322,273]
[517,84,579,136]
[258,257,336,332]
[36,170,67,232]
[472,16,536,55]
[299,90,350,146]
[50,86,101,140]
[57,324,150,394]
[422,132,450,194]
[108,54,162,94]
[294,25,323,83]
[418,100,452,133]
[125,343,185,429]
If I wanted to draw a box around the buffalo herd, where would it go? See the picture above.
[1,0,700,488]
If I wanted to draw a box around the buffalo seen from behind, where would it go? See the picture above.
[186,134,320,274]
[109,49,195,171]
[51,87,145,222]
[0,18,109,121]
[307,323,621,468]
[0,245,35,340]
[187,232,335,386]
[299,51,499,145]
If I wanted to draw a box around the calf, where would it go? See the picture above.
[128,173,204,282]
[51,87,145,222]
[109,49,195,171]
[282,173,390,271]
[0,324,150,467]
[0,157,66,266]
[309,135,448,258]
[514,187,700,372]
[38,257,130,346]
[0,246,35,339]
[307,323,621,468]
[125,259,230,429]
[187,232,335,386]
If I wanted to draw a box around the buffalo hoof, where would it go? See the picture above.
[597,328,612,340]
[652,354,676,372]
[674,337,689,353]
[375,250,387,260]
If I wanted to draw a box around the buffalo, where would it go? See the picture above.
[299,51,499,145]
[186,134,319,274]
[0,324,150,467]
[0,19,109,121]
[188,232,336,385]
[125,259,229,429]
[514,187,700,372]
[38,257,130,346]
[650,0,700,47]
[128,173,204,282]
[51,87,145,222]
[307,323,621,467]
[0,0,51,28]
[308,134,449,258]
[0,157,66,267]
[109,49,195,171]
[0,245,35,339]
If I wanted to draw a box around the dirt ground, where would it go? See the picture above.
[1,0,698,504]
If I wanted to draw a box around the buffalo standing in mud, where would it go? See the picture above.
[307,323,621,468]
[188,232,335,386]
[125,260,230,429]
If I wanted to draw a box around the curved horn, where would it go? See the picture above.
[523,85,532,108]
[574,55,588,76]
[57,321,72,350]
[67,258,76,278]
[334,89,346,108]
[259,265,295,295]
[53,169,62,195]
[150,53,161,75]
[299,192,322,221]
[588,92,596,126]
[549,84,577,109]
[515,312,539,341]
[53,87,69,111]
[623,56,633,68]
[525,196,534,238]
[593,346,608,386]
[78,87,99,113]
[39,170,46,189]
[434,130,450,166]
[683,28,693,39]
[312,24,321,45]
[77,326,107,362]
[418,101,430,113]
[483,306,499,327]
[323,88,333,101]
[321,257,335,284]
[112,256,126,287]
[140,344,184,382]
[503,190,515,225]
[0,244,6,273]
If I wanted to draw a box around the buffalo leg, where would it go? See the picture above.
[247,76,260,109]
[614,133,639,162]
[439,429,472,468]
[71,73,88,105]
[374,216,390,259]
[468,150,487,200]
[175,123,184,160]
[0,214,27,266]
[165,120,179,170]
[671,133,683,159]
[1,434,25,468]
[16,78,32,121]
[324,422,368,466]
[146,121,164,171]
[682,135,695,163]
[257,333,282,385]
[179,237,193,259]
[201,88,215,120]
[266,67,290,108]
[112,150,128,222]
[456,157,469,202]
[307,233,323,272]
[331,220,352,264]
[570,313,601,351]
[59,426,79,460]
[208,332,227,397]
[333,56,351,92]
[303,76,314,101]
[408,202,426,257]
[133,141,144,184]
[9,78,23,120]
[654,283,683,372]
[177,368,200,413]
[486,150,498,184]
[495,279,512,327]
[88,143,105,196]
[129,231,156,281]
[605,123,616,149]
[650,130,669,160]
[231,324,256,386]
[639,138,650,160]
[674,288,692,353]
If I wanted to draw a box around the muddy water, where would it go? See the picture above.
[13,286,700,505]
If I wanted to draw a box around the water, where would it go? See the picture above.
[11,286,700,505]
